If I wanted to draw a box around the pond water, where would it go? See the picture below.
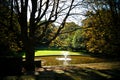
[56,51,71,65]
[34,51,107,66]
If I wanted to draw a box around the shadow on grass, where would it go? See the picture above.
[35,66,120,80]
[0,70,74,80]
[1,66,120,80]
[64,67,120,80]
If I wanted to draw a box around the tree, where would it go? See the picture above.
[8,0,79,72]
[0,1,21,56]
[50,22,80,50]
[82,0,120,55]
[72,29,85,50]
[82,10,113,53]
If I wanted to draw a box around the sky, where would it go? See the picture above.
[27,0,87,26]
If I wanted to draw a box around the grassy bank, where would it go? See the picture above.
[35,50,84,56]
[23,50,85,57]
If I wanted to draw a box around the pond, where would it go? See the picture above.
[24,50,108,66]
[35,55,107,66]
[56,51,72,65]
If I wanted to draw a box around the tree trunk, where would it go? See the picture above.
[22,37,35,72]
[25,41,35,72]
[19,18,35,72]
[21,39,35,73]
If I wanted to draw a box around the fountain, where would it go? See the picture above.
[56,51,71,65]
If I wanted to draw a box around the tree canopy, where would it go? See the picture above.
[50,22,80,50]
[81,0,120,55]
[0,1,21,56]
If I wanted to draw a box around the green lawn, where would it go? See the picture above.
[23,50,84,57]
[35,50,83,56]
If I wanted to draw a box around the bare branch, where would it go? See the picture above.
[47,0,75,43]
[14,0,20,14]
[36,0,49,24]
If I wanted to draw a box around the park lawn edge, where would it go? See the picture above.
[23,50,84,58]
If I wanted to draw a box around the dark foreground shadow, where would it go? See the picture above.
[0,66,120,80]
[35,70,74,80]
[63,66,120,80]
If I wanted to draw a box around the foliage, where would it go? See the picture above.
[50,22,80,50]
[82,9,120,55]
[35,23,57,47]
[72,29,85,50]
[0,2,21,56]
[80,0,120,56]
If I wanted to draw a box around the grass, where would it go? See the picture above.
[23,50,84,57]
[35,50,84,56]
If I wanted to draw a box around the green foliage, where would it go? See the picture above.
[35,23,57,46]
[72,30,85,50]
[0,3,21,56]
[82,9,120,55]
[50,22,80,50]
